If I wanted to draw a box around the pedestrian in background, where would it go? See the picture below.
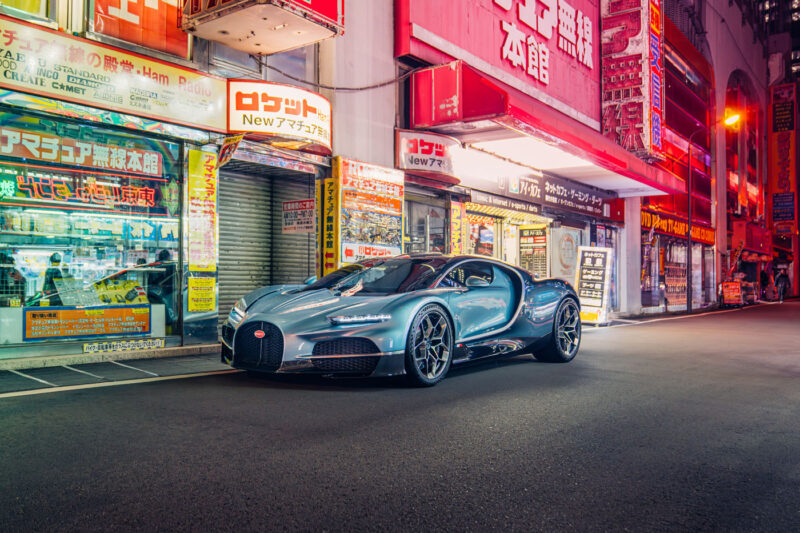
[775,268,790,303]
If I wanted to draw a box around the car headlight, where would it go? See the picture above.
[329,314,391,325]
[229,299,247,324]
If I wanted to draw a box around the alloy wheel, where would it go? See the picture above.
[411,309,452,380]
[556,300,581,357]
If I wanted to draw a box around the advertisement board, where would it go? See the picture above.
[395,129,459,183]
[641,209,715,245]
[768,83,797,236]
[228,81,332,155]
[187,277,216,312]
[282,199,315,234]
[397,0,600,129]
[0,16,226,131]
[187,150,218,272]
[24,305,150,340]
[600,0,665,161]
[575,246,613,324]
[94,0,190,57]
[721,280,743,306]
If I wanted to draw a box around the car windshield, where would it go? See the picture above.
[303,257,449,294]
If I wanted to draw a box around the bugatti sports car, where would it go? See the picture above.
[220,255,581,386]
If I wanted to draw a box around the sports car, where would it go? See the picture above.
[220,254,581,386]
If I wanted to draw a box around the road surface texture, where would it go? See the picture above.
[2,303,799,532]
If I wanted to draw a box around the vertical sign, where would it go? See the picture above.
[320,171,340,275]
[449,200,465,255]
[187,150,218,272]
[576,246,613,324]
[600,0,665,161]
[769,83,797,236]
[94,0,190,57]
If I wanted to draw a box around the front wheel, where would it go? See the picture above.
[534,298,581,363]
[404,304,453,387]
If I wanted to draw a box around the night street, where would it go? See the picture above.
[2,303,799,532]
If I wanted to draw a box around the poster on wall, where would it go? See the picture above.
[282,199,315,234]
[575,246,613,324]
[187,277,216,312]
[187,150,218,272]
[768,83,797,236]
[550,227,582,284]
[333,157,404,267]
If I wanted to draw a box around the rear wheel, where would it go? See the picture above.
[534,298,581,363]
[405,304,453,387]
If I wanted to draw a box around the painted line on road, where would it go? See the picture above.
[8,369,56,387]
[0,369,240,400]
[110,360,159,376]
[63,365,106,380]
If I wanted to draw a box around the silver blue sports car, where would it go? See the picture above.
[220,254,581,386]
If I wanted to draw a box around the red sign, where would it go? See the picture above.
[768,83,797,236]
[397,0,600,128]
[94,0,189,57]
[721,281,742,305]
[600,0,664,160]
[283,0,344,28]
[14,170,156,209]
[395,129,460,184]
[0,127,162,177]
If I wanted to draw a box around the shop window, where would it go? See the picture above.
[404,201,447,253]
[466,214,499,258]
[0,113,182,345]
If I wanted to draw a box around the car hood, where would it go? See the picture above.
[246,287,403,327]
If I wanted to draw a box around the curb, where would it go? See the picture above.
[0,343,222,371]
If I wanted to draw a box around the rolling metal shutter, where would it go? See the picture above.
[271,175,316,285]
[218,165,317,329]
[218,170,273,327]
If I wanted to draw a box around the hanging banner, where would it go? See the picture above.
[217,134,244,169]
[187,150,218,272]
[600,0,665,161]
[0,16,226,131]
[575,246,613,324]
[768,83,797,236]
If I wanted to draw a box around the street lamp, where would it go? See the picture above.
[685,111,740,313]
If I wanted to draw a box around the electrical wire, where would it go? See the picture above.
[250,55,418,91]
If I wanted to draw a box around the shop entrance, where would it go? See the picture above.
[217,163,317,329]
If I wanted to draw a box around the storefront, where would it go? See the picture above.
[640,209,716,311]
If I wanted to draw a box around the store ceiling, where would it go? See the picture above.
[469,137,666,198]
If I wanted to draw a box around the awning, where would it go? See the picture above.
[411,61,685,198]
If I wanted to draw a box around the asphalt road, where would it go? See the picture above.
[2,303,799,532]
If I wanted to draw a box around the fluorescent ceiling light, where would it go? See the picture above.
[472,137,591,170]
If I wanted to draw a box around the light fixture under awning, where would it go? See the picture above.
[411,61,686,198]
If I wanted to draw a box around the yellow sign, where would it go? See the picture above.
[321,175,340,275]
[0,16,227,131]
[188,277,216,312]
[187,150,218,272]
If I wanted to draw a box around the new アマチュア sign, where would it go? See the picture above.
[227,80,332,155]
[395,129,460,184]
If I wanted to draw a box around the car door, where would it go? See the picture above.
[439,261,513,339]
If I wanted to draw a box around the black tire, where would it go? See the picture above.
[534,298,581,363]
[404,304,454,387]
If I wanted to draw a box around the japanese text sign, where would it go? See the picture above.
[0,16,226,131]
[398,0,600,128]
[187,150,218,272]
[769,84,797,236]
[228,80,332,155]
[282,198,315,234]
[94,0,189,58]
[575,246,612,323]
[395,129,459,183]
[0,126,162,176]
[24,305,151,341]
[641,209,715,244]
[600,0,664,160]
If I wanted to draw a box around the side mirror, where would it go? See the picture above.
[465,276,490,288]
[303,275,317,285]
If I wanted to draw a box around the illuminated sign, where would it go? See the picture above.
[24,305,151,341]
[0,16,226,131]
[769,84,797,235]
[395,129,460,183]
[0,127,163,177]
[600,0,665,160]
[187,150,218,272]
[94,0,190,57]
[228,80,332,155]
[641,209,714,245]
[576,246,613,324]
